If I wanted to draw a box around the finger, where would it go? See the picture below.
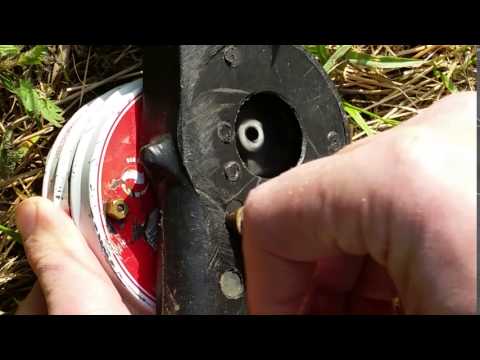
[300,255,364,314]
[243,142,398,263]
[305,294,348,314]
[15,282,47,315]
[243,92,476,314]
[244,246,316,314]
[244,92,476,259]
[346,258,400,315]
[16,197,130,315]
[347,297,399,315]
[335,133,375,155]
[311,255,364,293]
[350,257,398,301]
[242,139,402,313]
[305,256,396,314]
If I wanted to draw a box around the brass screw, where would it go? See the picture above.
[226,206,244,236]
[392,297,403,314]
[106,199,128,220]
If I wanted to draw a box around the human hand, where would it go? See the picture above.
[15,92,476,315]
[15,197,131,315]
[242,92,476,314]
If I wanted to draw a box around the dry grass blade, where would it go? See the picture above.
[323,45,352,73]
[310,45,476,137]
[345,51,425,69]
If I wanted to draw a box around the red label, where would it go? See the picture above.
[100,97,166,300]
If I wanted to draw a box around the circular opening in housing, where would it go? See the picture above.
[237,119,264,153]
[246,127,259,142]
[235,92,302,178]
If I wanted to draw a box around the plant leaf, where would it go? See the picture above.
[433,65,457,93]
[305,45,330,65]
[315,45,330,65]
[14,79,63,127]
[323,45,352,73]
[343,103,375,136]
[342,101,401,126]
[15,79,36,112]
[16,135,40,159]
[0,224,22,244]
[0,45,22,58]
[17,45,48,66]
[0,72,16,92]
[0,129,21,180]
[345,51,424,69]
[39,97,64,126]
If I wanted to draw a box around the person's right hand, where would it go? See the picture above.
[242,92,476,315]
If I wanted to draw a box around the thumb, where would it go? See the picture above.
[16,197,130,315]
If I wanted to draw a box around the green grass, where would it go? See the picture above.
[0,224,20,244]
[0,46,64,129]
[0,45,142,313]
[306,45,477,139]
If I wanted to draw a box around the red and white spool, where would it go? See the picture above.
[43,79,163,314]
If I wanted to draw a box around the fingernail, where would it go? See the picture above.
[15,198,41,239]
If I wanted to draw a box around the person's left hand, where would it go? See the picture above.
[15,197,131,315]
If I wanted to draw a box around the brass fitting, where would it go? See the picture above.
[226,206,244,236]
[106,199,128,220]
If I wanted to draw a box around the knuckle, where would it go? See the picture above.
[391,127,433,179]
[29,251,63,277]
[23,235,64,276]
[34,256,64,277]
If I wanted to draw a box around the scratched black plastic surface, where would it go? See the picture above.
[142,135,212,314]
[143,45,349,314]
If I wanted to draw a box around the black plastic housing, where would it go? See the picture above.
[142,45,349,314]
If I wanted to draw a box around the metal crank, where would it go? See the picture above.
[42,45,350,315]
